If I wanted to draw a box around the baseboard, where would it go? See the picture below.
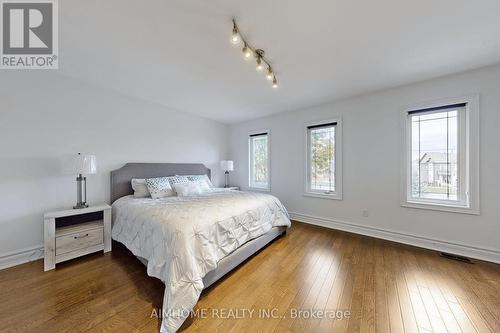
[289,212,500,264]
[0,246,44,270]
[2,214,499,268]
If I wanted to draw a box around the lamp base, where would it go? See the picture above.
[74,174,88,209]
[73,203,89,209]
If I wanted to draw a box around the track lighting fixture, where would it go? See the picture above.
[230,18,279,89]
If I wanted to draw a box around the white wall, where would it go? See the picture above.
[0,71,228,264]
[230,65,500,260]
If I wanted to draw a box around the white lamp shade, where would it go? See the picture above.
[220,160,234,172]
[63,154,97,175]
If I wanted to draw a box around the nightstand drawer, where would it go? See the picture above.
[56,227,103,255]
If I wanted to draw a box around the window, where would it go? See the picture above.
[305,119,342,199]
[402,97,479,214]
[249,131,270,190]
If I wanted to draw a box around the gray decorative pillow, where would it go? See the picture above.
[131,178,150,198]
[145,177,175,199]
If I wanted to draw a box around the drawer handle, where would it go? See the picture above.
[74,233,89,240]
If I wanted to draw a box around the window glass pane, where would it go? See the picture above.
[410,110,458,201]
[309,125,335,192]
[250,135,268,187]
[448,112,458,199]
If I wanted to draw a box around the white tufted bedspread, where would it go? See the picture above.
[111,189,291,332]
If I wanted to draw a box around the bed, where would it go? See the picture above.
[110,163,291,333]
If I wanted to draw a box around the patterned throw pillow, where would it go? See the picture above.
[145,177,175,199]
[168,175,190,192]
[186,174,213,188]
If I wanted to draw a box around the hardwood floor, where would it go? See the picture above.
[0,222,499,332]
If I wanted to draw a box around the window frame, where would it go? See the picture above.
[248,129,271,191]
[304,118,343,200]
[400,95,480,214]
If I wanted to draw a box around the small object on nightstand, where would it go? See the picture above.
[43,204,111,271]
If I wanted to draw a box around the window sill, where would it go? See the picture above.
[304,192,342,200]
[401,201,480,215]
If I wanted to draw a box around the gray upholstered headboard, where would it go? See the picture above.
[110,163,211,203]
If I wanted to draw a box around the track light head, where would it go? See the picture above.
[242,44,252,58]
[231,19,240,44]
[266,67,273,80]
[256,57,264,71]
[231,27,240,44]
[255,49,265,71]
[272,77,278,88]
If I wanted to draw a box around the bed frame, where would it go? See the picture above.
[110,163,287,288]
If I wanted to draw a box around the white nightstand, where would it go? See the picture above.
[43,204,111,271]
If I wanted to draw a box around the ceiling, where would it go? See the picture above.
[59,0,500,123]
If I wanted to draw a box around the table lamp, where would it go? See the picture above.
[64,153,97,209]
[220,160,234,188]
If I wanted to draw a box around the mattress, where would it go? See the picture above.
[111,189,291,332]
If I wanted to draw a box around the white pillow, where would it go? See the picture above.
[145,177,175,199]
[195,179,210,192]
[173,181,202,197]
[131,178,150,198]
[186,174,213,188]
